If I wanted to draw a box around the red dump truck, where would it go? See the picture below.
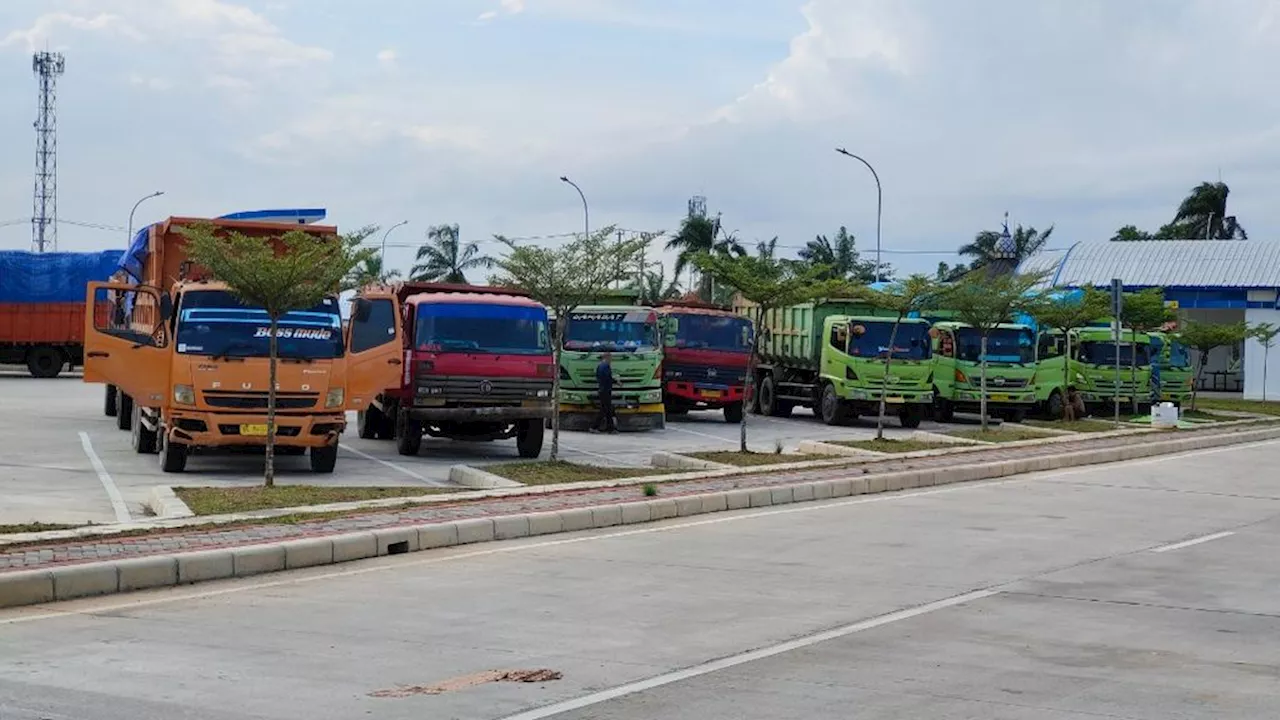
[657,301,753,422]
[356,283,555,458]
[0,250,124,377]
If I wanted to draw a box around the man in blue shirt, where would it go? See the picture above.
[592,352,617,433]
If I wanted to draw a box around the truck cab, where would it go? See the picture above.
[929,321,1038,423]
[358,283,555,458]
[1148,331,1193,405]
[556,306,665,431]
[657,302,752,423]
[1033,327,1154,417]
[812,315,933,427]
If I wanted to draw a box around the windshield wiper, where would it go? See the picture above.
[212,342,258,362]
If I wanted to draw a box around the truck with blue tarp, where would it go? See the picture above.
[0,250,124,377]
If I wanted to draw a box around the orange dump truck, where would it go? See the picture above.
[84,215,403,473]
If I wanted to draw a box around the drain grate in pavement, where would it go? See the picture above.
[369,669,563,697]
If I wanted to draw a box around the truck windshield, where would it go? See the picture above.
[415,303,550,355]
[175,290,343,359]
[670,314,752,352]
[1078,341,1152,367]
[1151,336,1192,369]
[956,327,1035,364]
[564,310,658,352]
[849,322,931,360]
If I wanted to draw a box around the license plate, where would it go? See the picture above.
[989,393,1011,402]
[701,390,723,399]
[240,424,269,436]
[885,396,905,404]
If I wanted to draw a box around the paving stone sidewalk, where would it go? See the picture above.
[1,425,1269,572]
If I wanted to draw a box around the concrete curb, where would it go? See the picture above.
[651,451,738,471]
[146,486,195,520]
[3,424,1278,610]
[909,430,991,445]
[796,440,888,458]
[448,464,523,489]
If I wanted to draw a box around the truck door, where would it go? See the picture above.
[84,283,172,406]
[345,292,403,409]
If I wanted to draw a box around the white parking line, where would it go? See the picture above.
[499,589,998,720]
[77,432,131,523]
[558,442,647,468]
[1150,531,1235,554]
[665,425,739,445]
[339,445,449,486]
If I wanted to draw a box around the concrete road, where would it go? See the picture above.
[0,378,951,525]
[2,440,1278,719]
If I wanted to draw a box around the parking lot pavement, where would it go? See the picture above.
[1,378,947,526]
[2,440,1277,719]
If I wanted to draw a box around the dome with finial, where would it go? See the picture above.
[994,212,1017,260]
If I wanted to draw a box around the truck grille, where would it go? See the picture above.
[982,377,1030,389]
[1093,380,1142,392]
[570,367,654,387]
[664,362,746,386]
[202,391,318,410]
[416,376,551,403]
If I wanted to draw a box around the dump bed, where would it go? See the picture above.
[735,297,890,368]
[388,282,531,305]
[0,250,123,345]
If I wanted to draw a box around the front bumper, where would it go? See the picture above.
[665,381,744,406]
[166,409,345,448]
[840,387,933,405]
[406,401,553,423]
[946,389,1037,406]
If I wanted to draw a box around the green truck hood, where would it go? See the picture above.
[561,350,661,389]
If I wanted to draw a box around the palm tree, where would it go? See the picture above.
[666,214,745,300]
[799,226,877,282]
[346,254,401,290]
[627,269,682,306]
[1162,181,1247,239]
[755,237,778,261]
[410,224,493,283]
[959,224,1054,269]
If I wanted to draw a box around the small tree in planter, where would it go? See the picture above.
[1119,288,1177,414]
[1177,320,1248,411]
[1029,287,1111,420]
[1250,322,1280,402]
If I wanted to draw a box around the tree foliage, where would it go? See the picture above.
[666,214,744,301]
[346,254,401,291]
[1110,181,1247,241]
[1116,288,1176,412]
[1250,322,1280,402]
[799,227,879,283]
[853,275,945,439]
[179,222,371,486]
[1028,287,1111,420]
[411,223,493,283]
[491,226,645,460]
[1176,320,1248,410]
[959,224,1054,269]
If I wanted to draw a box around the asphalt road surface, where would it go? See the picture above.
[2,439,1277,719]
[0,374,952,525]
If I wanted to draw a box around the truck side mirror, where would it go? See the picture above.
[351,298,372,323]
[159,292,173,323]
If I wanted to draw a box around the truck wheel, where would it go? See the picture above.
[516,419,544,458]
[104,384,118,417]
[1003,409,1028,424]
[933,388,954,423]
[759,375,791,417]
[310,442,338,473]
[723,402,744,424]
[357,406,382,440]
[1047,390,1065,420]
[819,384,848,426]
[131,404,157,454]
[158,434,187,473]
[117,391,134,431]
[396,410,422,456]
[899,405,923,429]
[26,346,63,378]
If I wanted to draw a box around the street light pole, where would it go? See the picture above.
[127,191,165,244]
[380,220,409,267]
[560,176,589,244]
[835,148,883,283]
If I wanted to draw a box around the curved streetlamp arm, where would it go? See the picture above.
[835,148,883,283]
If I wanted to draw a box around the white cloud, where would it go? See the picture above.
[477,0,526,22]
[377,48,398,70]
[128,73,172,91]
[0,11,142,50]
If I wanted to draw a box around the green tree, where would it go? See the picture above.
[1110,225,1153,242]
[1119,288,1176,413]
[799,227,879,283]
[1029,288,1111,420]
[346,254,401,290]
[180,223,371,485]
[1177,321,1248,410]
[959,224,1054,269]
[1249,322,1280,401]
[666,214,745,301]
[410,223,493,283]
[627,268,682,306]
[935,261,970,282]
[941,273,1047,430]
[1161,182,1247,240]
[694,253,842,451]
[491,226,645,460]
[853,276,945,439]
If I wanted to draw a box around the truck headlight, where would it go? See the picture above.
[640,390,662,403]
[536,389,549,398]
[325,388,345,408]
[173,384,195,405]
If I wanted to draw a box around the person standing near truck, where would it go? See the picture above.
[593,352,618,433]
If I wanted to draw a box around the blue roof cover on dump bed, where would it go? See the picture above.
[0,250,126,303]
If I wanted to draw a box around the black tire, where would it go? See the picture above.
[357,406,382,440]
[899,404,924,429]
[104,384,118,417]
[117,391,134,431]
[516,419,545,458]
[748,378,762,414]
[1004,409,1028,424]
[26,346,63,379]
[158,434,187,473]
[131,404,157,454]
[396,409,422,456]
[933,388,954,423]
[310,443,338,473]
[723,402,744,424]
[1047,390,1065,420]
[758,375,792,417]
[665,406,689,417]
[819,383,848,426]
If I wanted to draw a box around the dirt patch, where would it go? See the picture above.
[370,669,564,697]
[484,460,669,485]
[686,451,839,467]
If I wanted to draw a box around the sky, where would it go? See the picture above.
[1,0,1278,283]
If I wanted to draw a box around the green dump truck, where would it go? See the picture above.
[1148,331,1193,405]
[555,305,665,431]
[739,298,933,427]
[929,321,1038,423]
[1034,326,1153,417]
